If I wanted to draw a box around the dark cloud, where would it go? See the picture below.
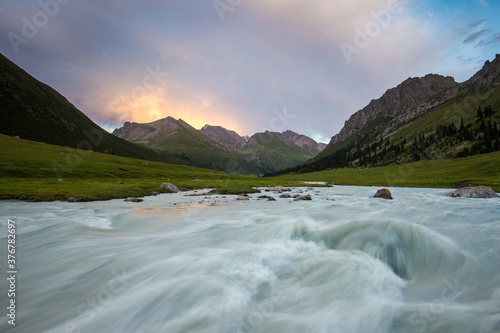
[465,19,488,29]
[463,29,490,44]
[476,33,500,47]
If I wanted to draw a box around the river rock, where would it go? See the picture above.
[257,195,276,201]
[67,196,84,202]
[294,195,312,201]
[451,186,499,198]
[271,185,284,193]
[151,191,159,196]
[374,188,393,200]
[125,197,143,202]
[160,182,180,193]
[236,194,249,200]
[280,193,291,198]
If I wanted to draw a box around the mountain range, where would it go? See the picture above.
[112,117,326,174]
[1,49,499,180]
[276,54,500,175]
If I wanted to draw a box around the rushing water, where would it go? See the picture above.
[0,186,499,333]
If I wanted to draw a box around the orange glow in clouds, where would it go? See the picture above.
[106,90,244,134]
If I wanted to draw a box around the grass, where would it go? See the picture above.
[0,134,306,201]
[275,151,500,192]
[1,134,498,202]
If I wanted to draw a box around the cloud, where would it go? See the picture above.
[463,29,490,44]
[0,0,483,140]
[475,0,488,7]
[476,33,500,47]
[465,18,488,29]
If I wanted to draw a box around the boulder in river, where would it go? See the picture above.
[294,195,312,201]
[451,186,498,198]
[280,193,291,199]
[125,197,143,202]
[151,191,159,196]
[236,194,249,201]
[160,182,180,193]
[374,188,393,200]
[258,195,276,201]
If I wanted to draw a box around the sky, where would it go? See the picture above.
[1,0,499,143]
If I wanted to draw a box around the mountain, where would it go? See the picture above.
[112,117,258,173]
[113,118,326,174]
[281,130,327,151]
[316,74,458,159]
[276,54,500,175]
[0,52,169,163]
[200,125,247,149]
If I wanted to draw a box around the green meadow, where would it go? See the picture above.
[0,134,303,201]
[1,134,498,201]
[276,152,500,191]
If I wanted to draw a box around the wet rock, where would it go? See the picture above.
[125,197,143,202]
[280,193,292,198]
[451,186,499,198]
[67,196,84,203]
[160,182,180,193]
[151,191,159,196]
[236,194,249,201]
[374,188,393,200]
[257,195,276,201]
[293,194,301,199]
[294,195,312,201]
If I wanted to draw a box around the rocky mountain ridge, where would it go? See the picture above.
[288,54,500,175]
[330,74,458,146]
[113,117,326,174]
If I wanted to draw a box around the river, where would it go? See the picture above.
[0,186,499,333]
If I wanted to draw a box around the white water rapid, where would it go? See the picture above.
[0,186,499,333]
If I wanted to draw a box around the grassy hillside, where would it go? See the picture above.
[0,53,172,163]
[0,134,304,201]
[276,151,500,192]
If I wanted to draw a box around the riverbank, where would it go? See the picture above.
[1,134,499,201]
[276,151,500,192]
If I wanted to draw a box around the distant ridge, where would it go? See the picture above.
[113,118,326,174]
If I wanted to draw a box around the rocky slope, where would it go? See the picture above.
[289,54,500,175]
[312,56,500,164]
[330,74,458,146]
[200,125,247,149]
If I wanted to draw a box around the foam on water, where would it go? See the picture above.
[0,186,499,333]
